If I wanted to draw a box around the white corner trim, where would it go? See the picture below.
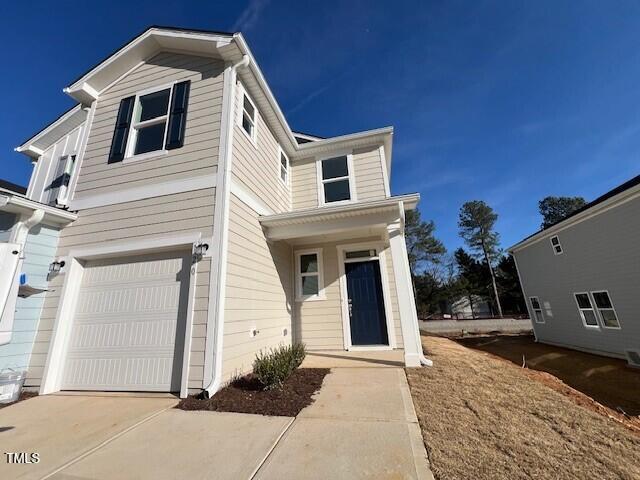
[229,176,273,216]
[68,104,96,204]
[379,145,391,197]
[68,174,217,210]
[180,262,198,398]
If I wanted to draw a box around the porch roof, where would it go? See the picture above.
[260,194,419,241]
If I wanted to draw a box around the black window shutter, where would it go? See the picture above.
[166,80,191,150]
[108,96,135,164]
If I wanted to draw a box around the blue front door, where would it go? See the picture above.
[345,260,389,346]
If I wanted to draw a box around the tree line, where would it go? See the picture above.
[406,195,587,319]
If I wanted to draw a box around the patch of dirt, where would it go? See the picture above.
[406,335,640,480]
[177,368,330,417]
[0,391,38,409]
[458,334,640,416]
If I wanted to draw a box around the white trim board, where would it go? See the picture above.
[68,174,217,210]
[229,176,273,216]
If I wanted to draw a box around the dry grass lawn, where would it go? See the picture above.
[406,335,640,480]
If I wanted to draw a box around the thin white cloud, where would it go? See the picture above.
[232,0,270,32]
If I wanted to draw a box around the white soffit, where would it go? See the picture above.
[16,105,87,158]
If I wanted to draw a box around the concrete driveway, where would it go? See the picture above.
[1,360,433,480]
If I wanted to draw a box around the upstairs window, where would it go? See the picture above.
[318,155,355,205]
[108,81,190,164]
[591,291,620,329]
[574,293,599,328]
[128,88,171,156]
[295,250,324,301]
[241,91,257,143]
[550,235,563,255]
[279,148,289,185]
[529,296,544,324]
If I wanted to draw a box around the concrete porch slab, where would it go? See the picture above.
[52,410,293,480]
[0,395,177,480]
[302,349,405,368]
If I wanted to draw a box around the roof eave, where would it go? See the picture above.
[0,192,77,225]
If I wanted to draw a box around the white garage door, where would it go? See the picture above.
[61,251,190,392]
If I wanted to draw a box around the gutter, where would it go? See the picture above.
[0,192,77,225]
[202,53,250,398]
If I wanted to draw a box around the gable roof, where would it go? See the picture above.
[16,104,87,159]
[509,173,640,252]
[17,26,394,169]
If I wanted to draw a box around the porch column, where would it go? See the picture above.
[387,219,426,367]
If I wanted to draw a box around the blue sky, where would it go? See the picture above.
[1,1,639,253]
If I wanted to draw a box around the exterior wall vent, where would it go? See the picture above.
[625,350,640,368]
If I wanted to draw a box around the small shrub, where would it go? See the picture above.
[253,343,306,389]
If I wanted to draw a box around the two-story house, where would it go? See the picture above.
[3,26,427,398]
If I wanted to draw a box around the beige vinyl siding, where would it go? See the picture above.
[291,147,388,210]
[221,194,293,381]
[74,52,224,200]
[291,157,318,210]
[26,188,215,392]
[232,83,290,213]
[352,146,387,202]
[294,238,403,350]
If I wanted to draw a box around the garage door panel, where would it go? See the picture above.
[61,252,190,392]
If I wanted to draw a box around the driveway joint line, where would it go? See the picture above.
[39,403,176,480]
[249,416,296,480]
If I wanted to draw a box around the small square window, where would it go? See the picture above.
[550,236,563,255]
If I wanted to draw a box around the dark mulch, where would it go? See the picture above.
[177,368,330,417]
[0,391,38,409]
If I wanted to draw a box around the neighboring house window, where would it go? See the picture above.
[295,249,324,301]
[574,292,599,328]
[550,235,563,255]
[591,291,620,329]
[240,90,257,143]
[47,154,76,205]
[279,148,289,185]
[318,155,355,205]
[529,296,544,324]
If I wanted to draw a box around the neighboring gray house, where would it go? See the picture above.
[2,26,428,399]
[509,175,640,366]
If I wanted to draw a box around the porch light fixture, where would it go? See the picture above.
[193,241,209,259]
[49,260,65,273]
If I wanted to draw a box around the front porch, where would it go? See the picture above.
[259,195,427,368]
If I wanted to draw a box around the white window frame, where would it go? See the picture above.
[573,292,600,329]
[237,84,258,147]
[529,296,545,324]
[295,249,325,302]
[550,235,563,255]
[278,146,289,186]
[316,152,357,207]
[590,290,621,330]
[124,82,175,162]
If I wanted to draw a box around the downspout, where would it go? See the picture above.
[397,202,433,367]
[202,54,250,398]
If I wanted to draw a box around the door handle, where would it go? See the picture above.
[348,298,353,318]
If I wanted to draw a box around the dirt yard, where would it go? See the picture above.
[459,334,640,417]
[406,335,640,480]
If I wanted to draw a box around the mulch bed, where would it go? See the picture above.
[0,391,38,409]
[177,368,330,417]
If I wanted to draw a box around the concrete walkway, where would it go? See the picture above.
[0,359,433,480]
[255,367,433,480]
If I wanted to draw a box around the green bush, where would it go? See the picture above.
[253,343,306,389]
